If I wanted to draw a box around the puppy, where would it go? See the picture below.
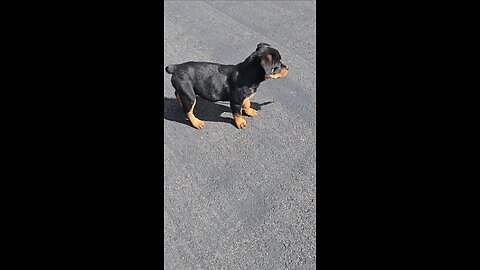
[165,43,289,129]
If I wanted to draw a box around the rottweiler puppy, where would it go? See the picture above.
[165,43,289,129]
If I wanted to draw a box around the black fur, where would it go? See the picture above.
[165,43,288,128]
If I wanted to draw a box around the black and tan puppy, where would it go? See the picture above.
[165,43,289,129]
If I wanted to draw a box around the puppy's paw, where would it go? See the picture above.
[243,108,257,117]
[234,117,247,129]
[191,119,205,129]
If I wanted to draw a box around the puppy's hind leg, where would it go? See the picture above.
[172,79,205,129]
[175,91,183,107]
[185,98,205,129]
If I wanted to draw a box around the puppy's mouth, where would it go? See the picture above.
[266,63,289,80]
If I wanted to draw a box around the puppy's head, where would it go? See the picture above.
[256,43,289,80]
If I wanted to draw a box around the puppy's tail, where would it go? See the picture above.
[165,65,177,74]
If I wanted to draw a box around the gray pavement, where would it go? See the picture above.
[164,1,316,269]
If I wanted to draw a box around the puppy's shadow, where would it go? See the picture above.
[163,97,273,128]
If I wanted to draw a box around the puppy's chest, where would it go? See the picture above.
[237,83,259,96]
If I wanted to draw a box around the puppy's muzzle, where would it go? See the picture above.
[266,63,289,80]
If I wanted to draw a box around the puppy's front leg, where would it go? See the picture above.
[231,104,246,129]
[242,96,257,117]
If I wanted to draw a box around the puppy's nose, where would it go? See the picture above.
[281,63,289,70]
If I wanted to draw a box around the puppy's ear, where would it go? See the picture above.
[256,43,271,50]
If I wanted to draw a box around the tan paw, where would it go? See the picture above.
[191,120,205,129]
[243,108,257,117]
[235,117,247,129]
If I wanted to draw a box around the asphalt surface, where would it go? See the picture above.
[164,1,316,269]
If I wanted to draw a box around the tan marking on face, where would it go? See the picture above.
[266,67,289,80]
[261,54,273,66]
